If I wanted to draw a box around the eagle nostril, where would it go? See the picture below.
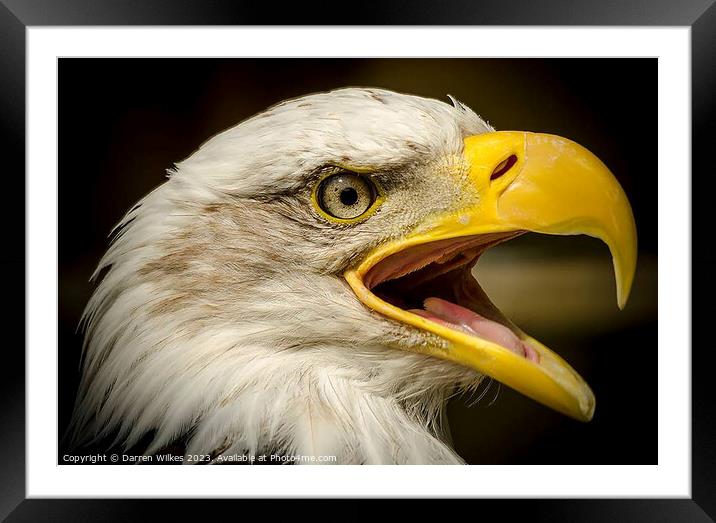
[490,154,518,181]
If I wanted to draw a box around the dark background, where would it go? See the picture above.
[58,58,657,464]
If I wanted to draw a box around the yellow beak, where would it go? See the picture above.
[345,131,637,421]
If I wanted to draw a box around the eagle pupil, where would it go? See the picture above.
[340,187,359,206]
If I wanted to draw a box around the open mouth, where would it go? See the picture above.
[344,131,637,422]
[366,232,539,364]
[345,230,600,422]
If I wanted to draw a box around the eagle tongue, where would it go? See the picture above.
[418,297,538,362]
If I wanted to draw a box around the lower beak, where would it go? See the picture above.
[345,131,637,421]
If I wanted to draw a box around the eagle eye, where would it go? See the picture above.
[315,171,379,221]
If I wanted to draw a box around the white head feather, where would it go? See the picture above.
[72,88,494,464]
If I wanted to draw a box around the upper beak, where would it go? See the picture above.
[345,131,637,421]
[461,131,637,308]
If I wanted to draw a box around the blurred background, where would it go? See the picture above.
[59,58,656,464]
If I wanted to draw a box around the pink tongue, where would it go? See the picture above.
[411,297,539,363]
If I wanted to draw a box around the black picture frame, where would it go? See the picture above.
[2,1,712,520]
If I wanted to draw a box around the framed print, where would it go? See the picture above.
[2,0,713,520]
[53,56,659,469]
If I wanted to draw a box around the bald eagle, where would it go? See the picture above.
[70,88,637,464]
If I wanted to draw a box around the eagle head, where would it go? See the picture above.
[72,88,636,464]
